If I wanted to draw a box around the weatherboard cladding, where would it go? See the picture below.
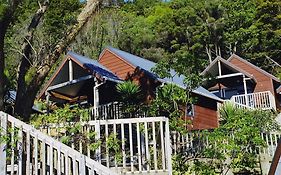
[98,49,135,80]
[106,47,223,102]
[228,54,276,95]
[193,104,219,130]
[228,54,280,83]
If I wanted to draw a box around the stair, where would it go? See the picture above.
[0,111,118,175]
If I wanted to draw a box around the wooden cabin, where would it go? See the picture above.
[99,47,223,130]
[38,51,122,109]
[202,54,281,111]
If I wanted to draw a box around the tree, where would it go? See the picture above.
[2,0,102,121]
[0,0,22,111]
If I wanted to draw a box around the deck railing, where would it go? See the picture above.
[230,91,276,110]
[0,112,118,175]
[170,131,281,158]
[90,102,148,120]
[170,130,281,174]
[38,117,173,175]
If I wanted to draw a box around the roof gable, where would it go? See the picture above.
[228,54,280,83]
[201,56,256,81]
[38,51,121,99]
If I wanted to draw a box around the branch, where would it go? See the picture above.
[9,48,33,66]
[265,55,281,68]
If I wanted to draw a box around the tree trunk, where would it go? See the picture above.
[14,1,48,121]
[14,0,102,120]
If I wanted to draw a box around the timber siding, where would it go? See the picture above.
[229,55,275,95]
[99,49,135,80]
[99,49,160,103]
[192,104,219,130]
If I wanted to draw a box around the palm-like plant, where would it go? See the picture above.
[116,81,141,104]
[116,81,142,117]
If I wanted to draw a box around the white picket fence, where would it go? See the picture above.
[0,111,118,175]
[38,117,173,175]
[230,91,276,110]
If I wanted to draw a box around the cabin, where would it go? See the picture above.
[201,54,281,111]
[98,47,223,130]
[38,51,122,114]
[202,54,281,110]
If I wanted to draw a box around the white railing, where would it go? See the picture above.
[230,91,276,110]
[170,130,281,174]
[38,117,173,175]
[0,112,118,175]
[170,130,281,158]
[90,102,148,120]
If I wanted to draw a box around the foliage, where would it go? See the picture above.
[71,0,281,76]
[106,133,122,163]
[116,81,141,104]
[173,103,279,175]
[0,126,20,162]
[116,81,145,117]
[30,104,122,162]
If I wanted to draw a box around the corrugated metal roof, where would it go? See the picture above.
[68,51,122,83]
[107,47,223,102]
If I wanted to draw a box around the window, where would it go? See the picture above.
[186,103,194,116]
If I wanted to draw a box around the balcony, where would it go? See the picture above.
[230,91,276,110]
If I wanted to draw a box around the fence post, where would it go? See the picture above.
[0,112,7,175]
[269,92,276,110]
[95,120,101,162]
[165,117,172,175]
[79,155,86,175]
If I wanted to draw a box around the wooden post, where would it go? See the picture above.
[11,122,15,175]
[45,92,50,114]
[17,126,23,175]
[218,60,222,76]
[243,75,249,106]
[79,155,86,175]
[69,59,73,81]
[260,153,271,175]
[0,112,7,174]
[165,118,172,175]
[94,120,101,163]
[160,121,166,170]
[26,130,31,175]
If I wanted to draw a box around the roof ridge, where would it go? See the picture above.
[106,46,157,66]
[228,54,280,83]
